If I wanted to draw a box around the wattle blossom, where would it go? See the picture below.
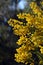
[8,2,43,65]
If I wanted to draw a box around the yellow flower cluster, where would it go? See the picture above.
[39,45,43,54]
[39,60,43,65]
[15,45,32,64]
[30,2,43,16]
[8,2,43,65]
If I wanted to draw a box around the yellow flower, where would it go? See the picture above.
[16,36,26,45]
[39,60,43,65]
[30,63,34,65]
[40,47,43,54]
[30,2,42,16]
[15,52,32,64]
[17,13,25,19]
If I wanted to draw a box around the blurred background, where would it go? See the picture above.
[0,0,43,65]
